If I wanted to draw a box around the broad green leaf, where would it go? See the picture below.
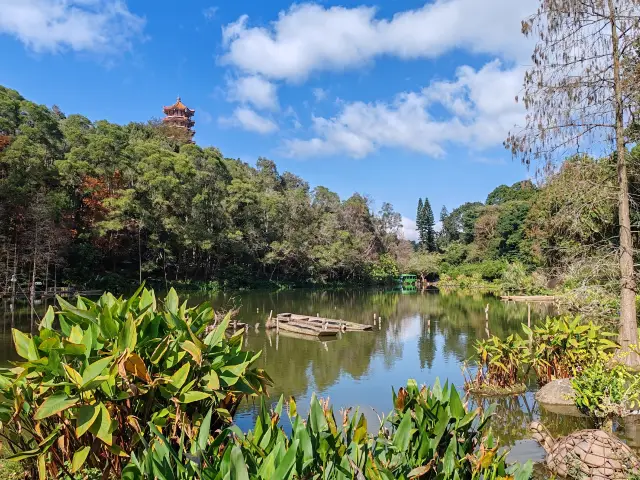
[81,356,114,387]
[181,340,202,365]
[203,312,231,347]
[150,337,170,365]
[12,329,38,361]
[34,392,79,420]
[202,370,220,391]
[198,408,213,451]
[69,325,84,344]
[62,340,86,356]
[449,386,465,419]
[229,445,250,480]
[169,363,190,391]
[392,411,412,453]
[178,391,211,404]
[40,306,55,330]
[71,446,91,473]
[89,403,113,445]
[443,437,456,476]
[99,304,119,339]
[118,316,137,353]
[165,288,179,316]
[6,448,40,462]
[63,364,83,386]
[273,438,299,479]
[76,404,100,437]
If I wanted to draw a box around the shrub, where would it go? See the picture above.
[572,360,640,430]
[122,379,533,480]
[524,316,617,385]
[0,286,270,479]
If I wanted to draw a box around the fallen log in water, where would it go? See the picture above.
[500,295,557,302]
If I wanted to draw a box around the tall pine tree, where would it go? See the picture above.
[423,198,436,252]
[416,198,424,247]
[416,197,436,251]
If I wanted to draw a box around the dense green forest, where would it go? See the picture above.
[0,85,412,292]
[0,84,637,295]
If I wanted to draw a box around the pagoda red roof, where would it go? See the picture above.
[163,96,195,114]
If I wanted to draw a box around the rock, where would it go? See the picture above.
[535,378,576,406]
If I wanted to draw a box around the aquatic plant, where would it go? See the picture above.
[122,379,533,480]
[524,315,617,385]
[465,334,529,395]
[0,286,270,479]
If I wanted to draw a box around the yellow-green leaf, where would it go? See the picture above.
[169,363,190,391]
[181,340,202,365]
[76,404,100,437]
[63,364,83,387]
[71,446,91,473]
[34,392,79,420]
[12,329,38,361]
[81,356,114,387]
[178,391,210,404]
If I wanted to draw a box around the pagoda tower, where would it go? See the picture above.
[162,96,195,140]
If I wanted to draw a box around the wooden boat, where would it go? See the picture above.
[278,313,372,331]
[275,320,337,338]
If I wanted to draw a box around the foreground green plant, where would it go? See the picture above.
[572,360,640,431]
[0,286,270,479]
[122,379,533,480]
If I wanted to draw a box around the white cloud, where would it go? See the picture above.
[219,107,279,134]
[313,88,327,102]
[220,1,535,81]
[0,0,145,53]
[203,6,218,20]
[283,60,525,158]
[401,217,419,242]
[228,75,279,111]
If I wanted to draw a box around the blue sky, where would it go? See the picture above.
[0,0,538,240]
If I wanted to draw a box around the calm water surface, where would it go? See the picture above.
[4,288,640,464]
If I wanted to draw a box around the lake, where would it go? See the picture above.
[3,288,639,464]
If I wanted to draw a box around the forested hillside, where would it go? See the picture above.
[425,154,640,304]
[0,86,410,291]
[1,84,636,295]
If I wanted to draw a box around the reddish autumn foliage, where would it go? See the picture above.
[0,134,11,152]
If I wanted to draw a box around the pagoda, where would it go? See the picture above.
[162,96,195,140]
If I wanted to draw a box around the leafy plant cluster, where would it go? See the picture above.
[465,316,618,394]
[121,379,532,480]
[571,360,640,428]
[0,286,270,479]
